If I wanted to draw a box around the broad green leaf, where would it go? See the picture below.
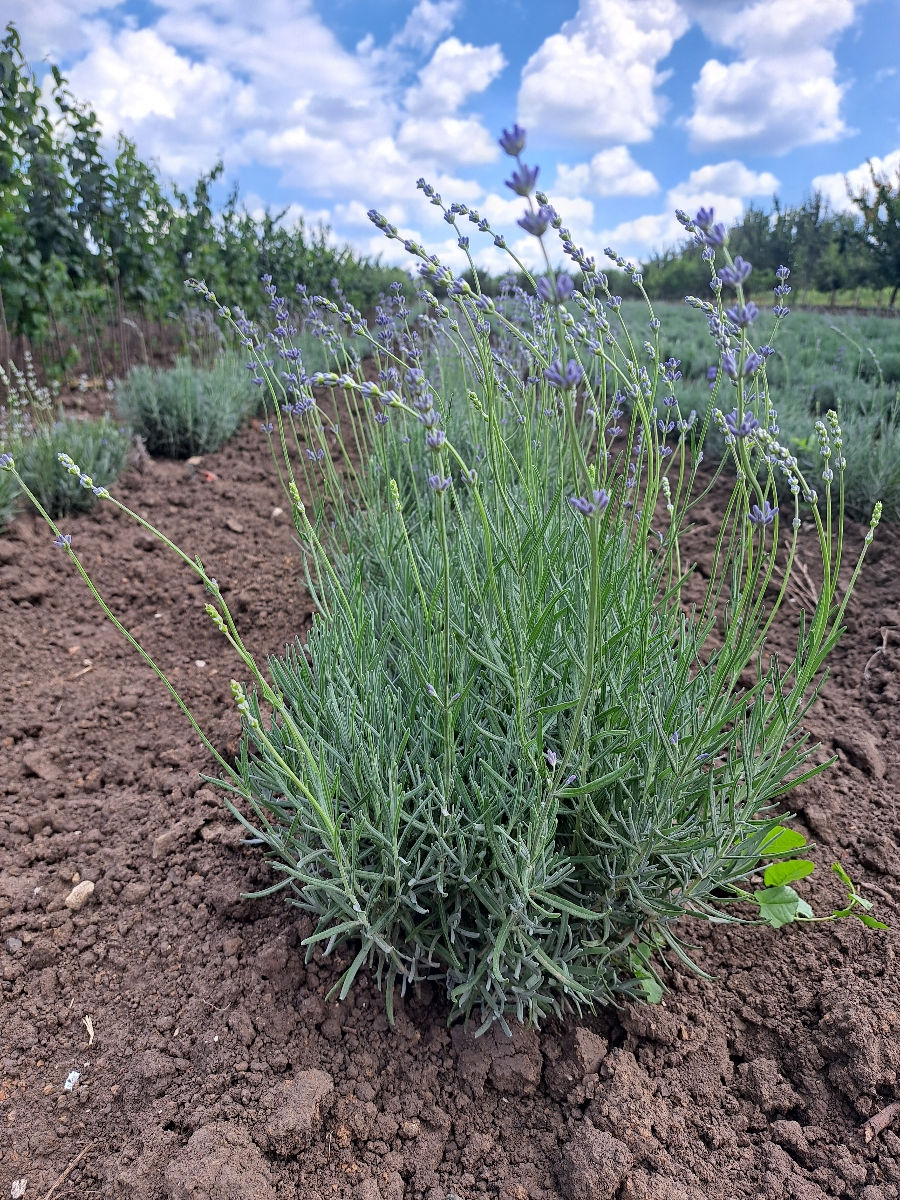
[754,885,801,929]
[763,859,816,887]
[761,827,808,855]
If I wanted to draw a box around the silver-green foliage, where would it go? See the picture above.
[0,356,127,527]
[179,197,881,1026]
[116,354,259,457]
[2,142,886,1030]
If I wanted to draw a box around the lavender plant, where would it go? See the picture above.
[3,127,885,1031]
[116,353,260,457]
[0,355,127,527]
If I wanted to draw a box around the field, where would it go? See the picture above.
[2,289,900,1196]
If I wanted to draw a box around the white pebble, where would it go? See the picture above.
[64,880,95,911]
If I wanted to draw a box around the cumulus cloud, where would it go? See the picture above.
[392,0,462,53]
[685,0,859,153]
[812,150,900,211]
[553,147,659,198]
[397,116,498,164]
[403,37,506,115]
[587,159,780,263]
[518,0,689,143]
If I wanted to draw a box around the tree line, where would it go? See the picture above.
[642,173,900,308]
[0,22,407,355]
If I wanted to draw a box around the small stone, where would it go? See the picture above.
[271,507,284,519]
[225,517,244,534]
[5,937,23,953]
[399,1119,421,1139]
[64,880,95,911]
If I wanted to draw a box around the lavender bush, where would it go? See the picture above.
[3,127,885,1031]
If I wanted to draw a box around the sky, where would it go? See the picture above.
[9,0,900,275]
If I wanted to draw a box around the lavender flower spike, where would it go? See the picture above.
[0,452,13,469]
[53,532,72,548]
[428,473,452,493]
[517,205,554,237]
[748,499,778,527]
[544,359,584,390]
[537,275,575,304]
[723,408,760,438]
[569,489,611,518]
[498,124,526,156]
[505,163,539,197]
[717,257,753,287]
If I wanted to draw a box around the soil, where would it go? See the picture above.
[2,384,900,1200]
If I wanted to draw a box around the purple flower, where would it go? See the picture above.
[425,683,438,699]
[53,532,72,548]
[725,302,759,327]
[498,123,527,156]
[749,500,778,527]
[259,421,274,433]
[723,408,760,438]
[0,452,13,469]
[306,447,325,461]
[717,257,753,286]
[772,305,791,318]
[722,350,739,380]
[569,488,610,518]
[374,411,389,425]
[428,473,452,493]
[694,207,715,230]
[536,274,575,304]
[707,365,719,391]
[776,264,790,280]
[426,429,446,450]
[517,205,554,237]
[743,350,763,376]
[505,163,540,197]
[543,359,584,390]
[545,749,558,768]
[701,223,727,248]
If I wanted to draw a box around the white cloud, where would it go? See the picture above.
[403,37,506,115]
[6,0,123,59]
[685,0,860,152]
[392,0,462,53]
[812,150,900,211]
[570,159,780,264]
[518,0,689,143]
[554,147,659,198]
[397,116,498,164]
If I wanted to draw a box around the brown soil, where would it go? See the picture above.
[2,389,900,1200]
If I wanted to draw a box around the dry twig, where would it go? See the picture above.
[41,1141,94,1200]
[861,1100,900,1143]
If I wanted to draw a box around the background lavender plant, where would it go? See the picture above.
[116,353,260,457]
[0,356,127,527]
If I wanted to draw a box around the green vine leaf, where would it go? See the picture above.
[763,859,816,887]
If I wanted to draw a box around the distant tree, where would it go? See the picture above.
[849,162,900,307]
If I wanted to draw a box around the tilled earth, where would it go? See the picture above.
[2,392,900,1200]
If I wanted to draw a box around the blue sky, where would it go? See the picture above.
[10,0,900,274]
